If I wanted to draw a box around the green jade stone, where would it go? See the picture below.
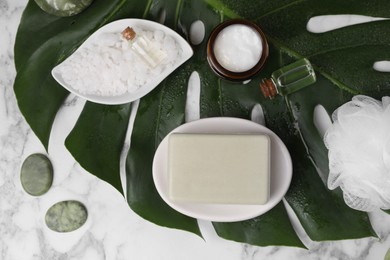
[45,200,88,232]
[34,0,94,17]
[20,153,53,196]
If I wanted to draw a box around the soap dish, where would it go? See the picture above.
[152,117,292,222]
[52,19,193,105]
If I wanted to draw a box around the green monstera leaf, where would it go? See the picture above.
[14,0,390,247]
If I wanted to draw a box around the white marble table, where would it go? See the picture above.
[1,1,390,259]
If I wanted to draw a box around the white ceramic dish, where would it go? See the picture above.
[152,117,293,222]
[52,19,193,105]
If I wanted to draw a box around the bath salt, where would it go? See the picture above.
[57,27,182,97]
[324,95,390,212]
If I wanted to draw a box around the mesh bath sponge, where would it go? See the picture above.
[324,95,390,212]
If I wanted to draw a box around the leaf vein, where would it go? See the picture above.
[154,82,167,149]
[256,0,308,20]
[174,0,183,29]
[267,35,360,94]
[307,43,378,59]
[217,78,224,115]
[143,0,153,18]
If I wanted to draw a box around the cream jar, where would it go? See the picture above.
[207,19,269,81]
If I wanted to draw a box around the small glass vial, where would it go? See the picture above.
[121,27,167,68]
[260,58,316,98]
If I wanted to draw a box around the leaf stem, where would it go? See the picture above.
[202,0,240,19]
[174,0,183,29]
[142,0,153,19]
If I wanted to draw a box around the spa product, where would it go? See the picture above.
[260,58,316,98]
[45,200,88,232]
[168,133,270,205]
[34,0,94,17]
[324,95,390,212]
[214,24,262,72]
[57,27,181,97]
[122,27,167,68]
[207,19,268,81]
[20,154,53,196]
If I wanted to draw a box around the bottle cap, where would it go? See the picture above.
[260,78,278,99]
[122,27,136,40]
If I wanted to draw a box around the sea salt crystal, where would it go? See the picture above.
[57,28,182,97]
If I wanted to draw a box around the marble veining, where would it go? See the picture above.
[2,0,390,259]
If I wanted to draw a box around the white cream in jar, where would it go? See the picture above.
[213,24,263,73]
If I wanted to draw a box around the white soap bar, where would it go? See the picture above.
[168,133,270,205]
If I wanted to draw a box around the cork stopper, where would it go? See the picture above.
[259,78,278,99]
[121,26,136,41]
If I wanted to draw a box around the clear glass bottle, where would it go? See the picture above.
[260,58,316,98]
[121,27,167,68]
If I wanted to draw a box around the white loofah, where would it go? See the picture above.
[324,95,390,212]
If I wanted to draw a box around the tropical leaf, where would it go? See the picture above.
[385,247,390,260]
[126,62,202,236]
[14,0,390,247]
[65,102,131,195]
[213,202,306,248]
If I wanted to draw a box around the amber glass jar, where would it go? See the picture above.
[207,19,269,81]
